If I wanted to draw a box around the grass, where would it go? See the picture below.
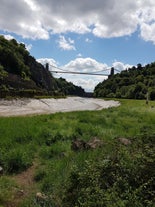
[0,176,17,205]
[0,99,155,206]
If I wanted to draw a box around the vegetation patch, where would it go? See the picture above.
[0,99,155,206]
[63,134,155,207]
[94,63,155,100]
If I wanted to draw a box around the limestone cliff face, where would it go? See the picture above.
[0,35,58,93]
[26,56,57,91]
[0,35,85,97]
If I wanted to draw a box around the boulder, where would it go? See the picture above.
[118,138,131,146]
[86,137,103,149]
[36,192,47,201]
[71,137,103,151]
[71,139,86,151]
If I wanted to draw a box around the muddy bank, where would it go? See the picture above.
[0,97,120,117]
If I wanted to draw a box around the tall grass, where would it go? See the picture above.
[0,99,155,206]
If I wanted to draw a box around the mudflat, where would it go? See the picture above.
[0,97,120,117]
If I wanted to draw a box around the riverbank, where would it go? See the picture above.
[0,97,120,116]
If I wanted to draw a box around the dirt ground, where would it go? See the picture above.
[0,97,120,117]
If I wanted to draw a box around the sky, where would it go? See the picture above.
[1,0,155,92]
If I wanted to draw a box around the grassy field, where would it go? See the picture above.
[0,99,155,207]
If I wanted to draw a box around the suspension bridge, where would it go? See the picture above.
[44,63,121,77]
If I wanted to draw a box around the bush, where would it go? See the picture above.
[63,135,155,207]
[3,148,32,174]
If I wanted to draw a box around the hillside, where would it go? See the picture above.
[0,36,85,98]
[94,63,155,100]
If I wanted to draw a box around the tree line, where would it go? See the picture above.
[94,63,155,100]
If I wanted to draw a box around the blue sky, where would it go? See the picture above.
[1,0,155,91]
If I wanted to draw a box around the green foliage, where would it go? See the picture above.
[0,64,8,79]
[149,88,155,100]
[2,148,33,174]
[0,100,155,206]
[0,177,16,205]
[0,35,85,97]
[56,77,85,96]
[0,36,30,77]
[94,62,155,100]
[63,134,155,207]
[21,195,57,207]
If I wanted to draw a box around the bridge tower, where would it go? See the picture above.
[45,63,49,70]
[110,67,114,75]
[108,67,114,78]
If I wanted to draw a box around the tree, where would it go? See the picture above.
[150,89,155,100]
[137,63,142,70]
[94,61,155,100]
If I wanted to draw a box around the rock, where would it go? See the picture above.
[18,189,24,195]
[0,166,3,175]
[118,138,131,146]
[36,192,47,201]
[71,139,86,151]
[71,137,103,151]
[16,189,24,197]
[86,137,103,149]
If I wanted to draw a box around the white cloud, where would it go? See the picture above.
[52,57,109,91]
[58,35,76,50]
[25,44,32,51]
[112,62,133,72]
[138,4,155,44]
[0,0,49,39]
[23,0,40,11]
[85,38,92,43]
[62,76,105,92]
[37,57,133,92]
[63,58,108,72]
[1,0,155,43]
[3,34,14,40]
[77,53,82,57]
[37,58,58,69]
[140,23,155,44]
[19,22,49,40]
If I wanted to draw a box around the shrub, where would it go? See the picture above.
[3,148,32,174]
[63,135,155,207]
